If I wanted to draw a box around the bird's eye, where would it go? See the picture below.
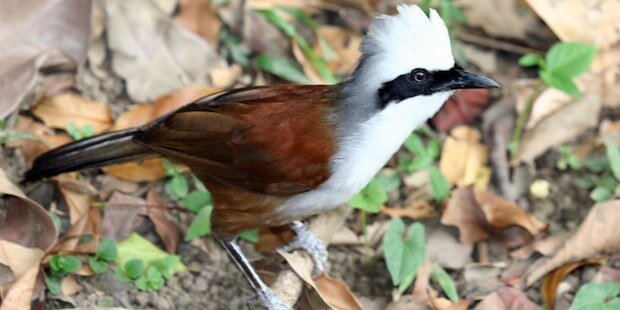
[411,70,428,83]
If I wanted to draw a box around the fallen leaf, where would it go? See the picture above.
[315,25,361,76]
[105,0,225,102]
[7,116,72,165]
[210,64,242,89]
[98,175,140,199]
[53,207,102,255]
[474,286,540,310]
[102,159,167,183]
[56,176,95,225]
[292,42,323,84]
[0,0,91,118]
[525,0,619,49]
[455,0,542,41]
[278,251,363,310]
[60,275,83,296]
[0,263,40,310]
[511,233,571,260]
[381,200,436,220]
[526,200,620,286]
[31,93,113,134]
[115,233,185,274]
[102,192,148,242]
[432,90,493,133]
[461,44,497,74]
[541,259,603,308]
[146,188,181,253]
[515,91,601,163]
[441,187,547,247]
[175,0,222,46]
[439,126,490,188]
[426,227,473,270]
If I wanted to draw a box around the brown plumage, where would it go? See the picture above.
[27,85,338,239]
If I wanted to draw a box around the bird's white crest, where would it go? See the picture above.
[360,5,455,88]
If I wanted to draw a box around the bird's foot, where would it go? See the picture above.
[277,221,328,277]
[248,287,291,310]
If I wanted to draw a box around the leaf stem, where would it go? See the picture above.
[509,81,545,160]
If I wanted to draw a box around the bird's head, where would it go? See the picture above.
[349,5,499,112]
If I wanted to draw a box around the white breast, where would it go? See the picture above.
[276,92,451,220]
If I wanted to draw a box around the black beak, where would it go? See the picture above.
[432,69,500,92]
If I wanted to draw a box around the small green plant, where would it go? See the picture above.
[115,256,182,292]
[88,239,117,274]
[511,42,598,158]
[67,123,94,141]
[556,145,584,171]
[431,264,459,302]
[0,122,49,147]
[219,28,250,67]
[163,160,189,199]
[570,282,620,310]
[46,254,83,295]
[382,218,425,293]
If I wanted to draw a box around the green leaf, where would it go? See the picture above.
[88,257,109,274]
[383,219,426,288]
[375,169,401,193]
[146,266,165,290]
[279,7,317,29]
[605,145,620,181]
[135,276,149,291]
[185,205,213,240]
[49,255,62,273]
[0,119,6,129]
[191,174,208,192]
[239,228,259,243]
[114,267,132,283]
[151,256,181,279]
[162,159,182,177]
[404,133,427,156]
[545,42,598,79]
[124,259,144,279]
[421,0,433,15]
[439,0,466,25]
[255,54,311,84]
[45,277,62,295]
[571,282,620,310]
[519,53,545,68]
[428,167,451,202]
[255,9,297,37]
[96,239,117,262]
[182,191,212,213]
[431,264,459,302]
[166,174,189,199]
[62,256,82,274]
[348,179,388,213]
[540,70,581,98]
[115,233,186,275]
[590,186,613,202]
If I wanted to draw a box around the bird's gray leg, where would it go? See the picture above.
[218,238,290,310]
[277,221,328,277]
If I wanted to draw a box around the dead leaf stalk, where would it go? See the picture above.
[509,81,545,160]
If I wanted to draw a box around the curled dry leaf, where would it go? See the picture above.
[56,175,96,225]
[515,92,602,163]
[146,188,181,253]
[0,0,91,118]
[31,93,113,134]
[441,187,547,247]
[525,200,620,286]
[7,116,72,165]
[278,251,363,310]
[0,168,57,308]
[175,0,222,47]
[541,258,603,308]
[381,200,436,221]
[105,0,225,102]
[439,126,490,188]
[102,86,219,182]
[432,90,493,133]
[60,275,83,296]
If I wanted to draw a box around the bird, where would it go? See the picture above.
[25,5,499,309]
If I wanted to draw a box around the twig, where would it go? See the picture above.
[456,30,545,55]
[509,81,545,160]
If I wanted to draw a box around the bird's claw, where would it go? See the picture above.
[277,221,328,277]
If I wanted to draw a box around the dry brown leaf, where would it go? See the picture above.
[381,200,435,220]
[0,0,91,118]
[105,0,225,102]
[256,226,296,253]
[53,208,102,255]
[439,126,490,188]
[0,263,40,310]
[441,187,547,247]
[7,116,72,165]
[412,260,438,303]
[98,175,140,199]
[511,233,571,260]
[102,192,148,242]
[515,91,602,163]
[278,251,363,310]
[432,90,493,133]
[175,0,222,46]
[455,0,541,41]
[474,286,540,310]
[60,275,83,296]
[526,200,620,286]
[102,159,168,183]
[541,259,602,308]
[525,0,619,49]
[56,176,95,225]
[315,25,362,75]
[31,93,113,134]
[427,227,473,270]
[292,42,323,84]
[146,188,181,253]
[210,64,242,89]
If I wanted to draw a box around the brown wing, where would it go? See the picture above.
[135,85,338,196]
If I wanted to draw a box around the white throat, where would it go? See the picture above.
[278,92,451,220]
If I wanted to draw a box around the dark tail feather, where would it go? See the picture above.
[25,128,153,181]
